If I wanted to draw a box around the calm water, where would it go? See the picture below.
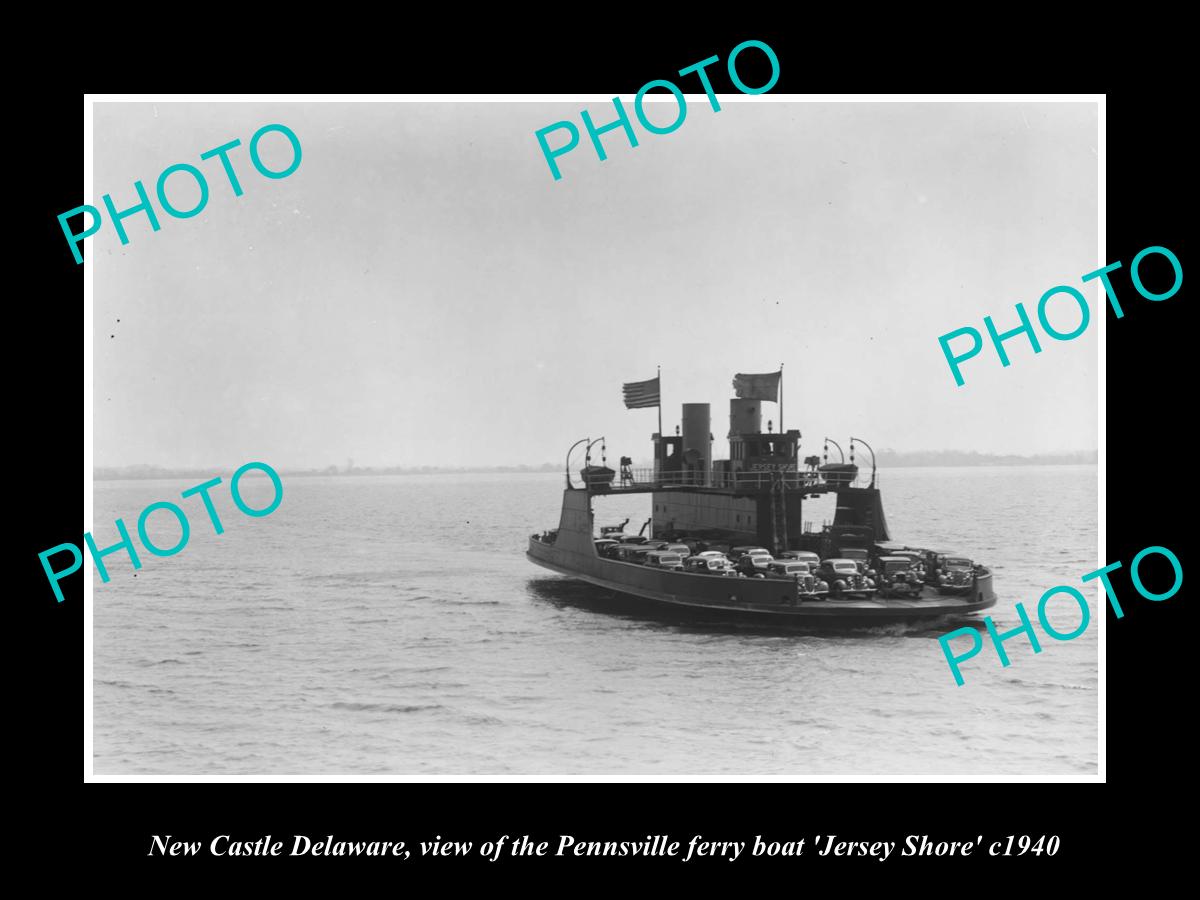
[92,466,1098,777]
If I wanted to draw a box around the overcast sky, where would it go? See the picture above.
[93,100,1097,469]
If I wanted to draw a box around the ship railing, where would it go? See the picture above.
[586,467,876,490]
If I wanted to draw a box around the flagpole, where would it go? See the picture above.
[657,365,662,437]
[779,363,784,433]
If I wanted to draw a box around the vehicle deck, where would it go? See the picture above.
[528,547,994,620]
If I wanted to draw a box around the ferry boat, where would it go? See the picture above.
[527,380,997,622]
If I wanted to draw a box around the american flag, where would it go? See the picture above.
[622,376,660,409]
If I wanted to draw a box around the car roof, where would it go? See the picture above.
[825,558,858,565]
[877,555,909,562]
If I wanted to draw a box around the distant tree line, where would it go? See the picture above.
[874,449,1097,467]
[94,462,564,481]
[95,451,1096,481]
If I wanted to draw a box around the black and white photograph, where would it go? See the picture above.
[84,96,1100,779]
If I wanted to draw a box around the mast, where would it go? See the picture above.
[657,365,662,437]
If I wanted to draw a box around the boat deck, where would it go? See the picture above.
[528,542,995,620]
[583,467,870,496]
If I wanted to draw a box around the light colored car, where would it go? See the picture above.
[729,545,771,560]
[644,551,684,570]
[684,555,736,575]
[780,550,820,567]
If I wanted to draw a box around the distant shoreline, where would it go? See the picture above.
[95,453,1098,481]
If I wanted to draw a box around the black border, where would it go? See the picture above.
[18,27,1190,881]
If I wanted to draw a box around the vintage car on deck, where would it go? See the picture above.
[594,538,619,556]
[873,556,924,598]
[636,540,669,551]
[765,561,830,598]
[838,547,871,573]
[779,550,821,569]
[816,558,877,597]
[644,550,685,570]
[661,543,693,556]
[607,542,648,561]
[622,545,656,563]
[887,549,927,578]
[683,555,736,576]
[934,555,976,594]
[729,545,771,561]
[734,553,774,577]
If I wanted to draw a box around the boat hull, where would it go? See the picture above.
[528,539,996,621]
[527,489,996,622]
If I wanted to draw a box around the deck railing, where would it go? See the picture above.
[585,467,876,491]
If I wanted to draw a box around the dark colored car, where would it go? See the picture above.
[934,555,975,594]
[815,558,877,598]
[838,548,870,573]
[729,545,771,561]
[734,553,773,577]
[606,542,648,561]
[683,555,736,576]
[873,556,924,598]
[765,561,830,598]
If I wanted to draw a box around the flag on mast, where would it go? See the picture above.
[622,376,661,409]
[732,370,782,402]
